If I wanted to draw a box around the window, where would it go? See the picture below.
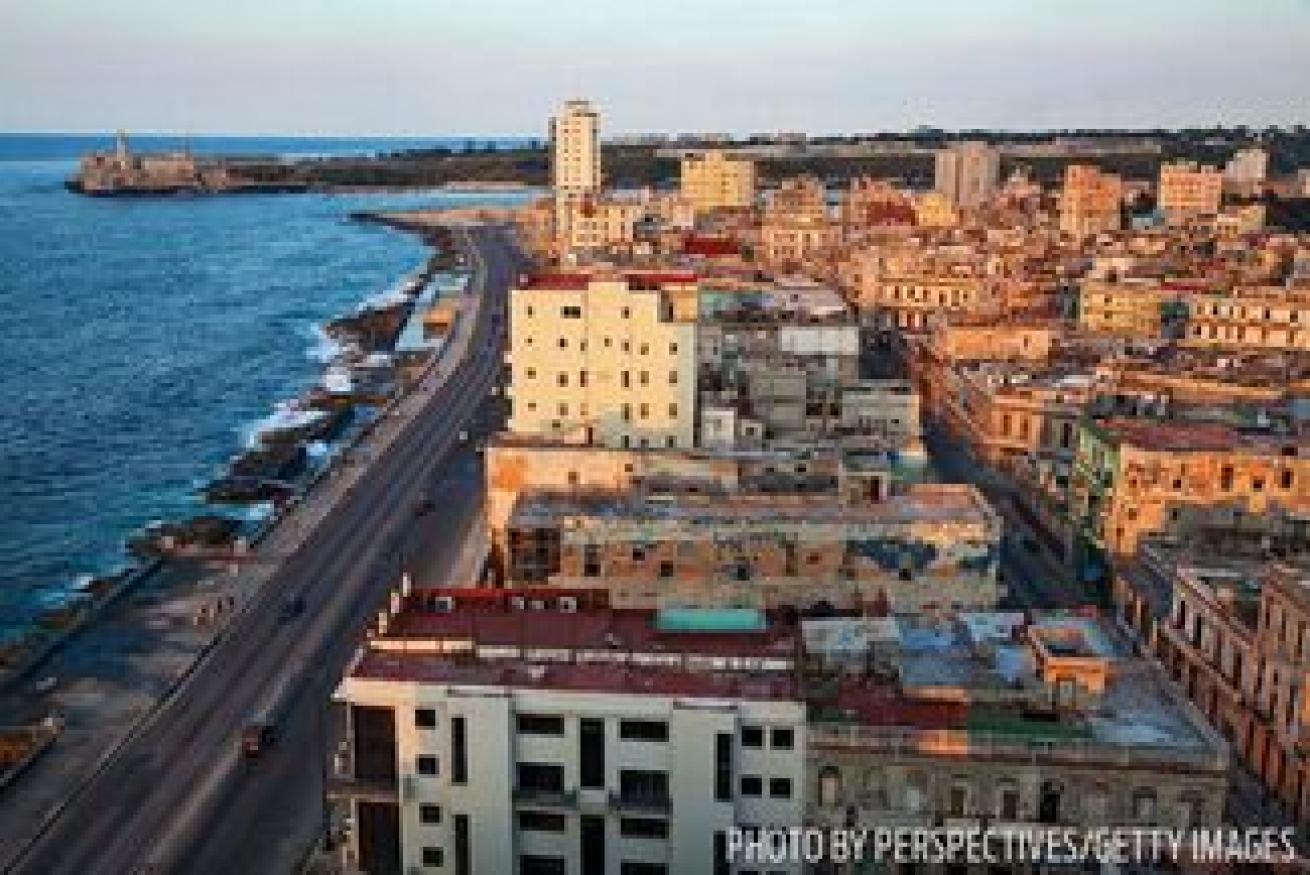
[619,818,669,839]
[517,714,565,736]
[669,342,678,354]
[667,403,678,418]
[770,728,794,749]
[620,864,667,875]
[658,560,674,578]
[739,775,762,797]
[517,763,565,794]
[417,755,438,776]
[639,371,649,386]
[452,717,467,784]
[741,726,764,748]
[518,811,566,832]
[520,856,566,875]
[557,372,568,387]
[619,769,669,803]
[639,343,649,355]
[715,732,733,801]
[620,720,669,742]
[524,367,537,379]
[525,306,535,318]
[422,846,444,868]
[1132,789,1157,822]
[639,403,650,420]
[580,718,605,788]
[1282,469,1295,490]
[454,814,470,875]
[769,777,792,799]
[415,708,437,729]
[668,370,678,385]
[621,307,631,319]
[557,337,568,349]
[561,305,582,319]
[420,804,442,824]
[621,404,632,422]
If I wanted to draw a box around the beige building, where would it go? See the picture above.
[1059,164,1123,238]
[1181,287,1310,351]
[1077,278,1178,337]
[505,484,1003,614]
[680,150,756,213]
[551,99,603,250]
[809,611,1229,840]
[934,141,1000,210]
[911,191,959,228]
[1158,160,1223,221]
[506,272,698,451]
[1114,540,1310,825]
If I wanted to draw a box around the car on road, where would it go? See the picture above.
[240,721,277,759]
[278,595,306,623]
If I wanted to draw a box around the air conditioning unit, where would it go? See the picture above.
[510,596,527,610]
[559,596,579,613]
[434,596,455,612]
[530,599,546,611]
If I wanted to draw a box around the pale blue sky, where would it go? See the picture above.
[1,0,1307,135]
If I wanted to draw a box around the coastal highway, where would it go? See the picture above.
[10,224,522,875]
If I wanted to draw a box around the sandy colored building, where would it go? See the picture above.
[808,610,1228,840]
[1181,286,1310,351]
[1157,161,1223,222]
[1070,417,1310,564]
[1077,278,1183,337]
[1059,164,1123,239]
[550,99,603,252]
[505,484,1003,614]
[934,141,1000,210]
[1114,540,1310,825]
[762,176,827,223]
[756,219,842,274]
[911,191,959,228]
[506,272,698,451]
[679,150,756,213]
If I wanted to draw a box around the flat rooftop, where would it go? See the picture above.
[510,484,999,531]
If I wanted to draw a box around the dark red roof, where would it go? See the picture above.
[682,235,741,257]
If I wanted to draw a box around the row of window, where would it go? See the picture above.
[516,811,668,839]
[520,368,680,388]
[519,401,681,421]
[739,774,792,799]
[516,714,670,742]
[519,335,680,356]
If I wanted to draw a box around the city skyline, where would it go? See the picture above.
[2,0,1309,136]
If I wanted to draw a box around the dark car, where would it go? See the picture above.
[241,721,276,758]
[278,595,305,623]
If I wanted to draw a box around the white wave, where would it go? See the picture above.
[242,399,328,449]
[306,323,345,363]
[322,366,354,394]
[241,502,275,521]
[306,440,332,459]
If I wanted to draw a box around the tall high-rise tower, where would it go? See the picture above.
[934,141,1000,210]
[550,99,601,248]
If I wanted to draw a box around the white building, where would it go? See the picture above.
[333,590,806,875]
[1223,146,1269,188]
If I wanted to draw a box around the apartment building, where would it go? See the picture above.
[762,176,827,223]
[557,197,645,256]
[1059,164,1123,239]
[1077,278,1186,337]
[840,177,916,230]
[756,220,842,274]
[506,272,698,451]
[1224,147,1269,193]
[333,589,806,875]
[1181,287,1310,351]
[808,611,1228,838]
[1070,417,1310,566]
[680,150,756,213]
[504,484,1003,613]
[1114,539,1310,824]
[934,141,1000,210]
[551,99,603,250]
[1158,161,1223,222]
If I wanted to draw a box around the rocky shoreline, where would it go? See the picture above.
[0,220,470,689]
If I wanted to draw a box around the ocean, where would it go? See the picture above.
[0,134,531,634]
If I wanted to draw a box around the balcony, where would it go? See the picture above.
[512,786,578,810]
[609,790,672,815]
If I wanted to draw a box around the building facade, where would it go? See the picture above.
[506,272,699,450]
[680,151,756,213]
[934,142,1000,210]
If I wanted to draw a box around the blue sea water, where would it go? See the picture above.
[0,134,530,631]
